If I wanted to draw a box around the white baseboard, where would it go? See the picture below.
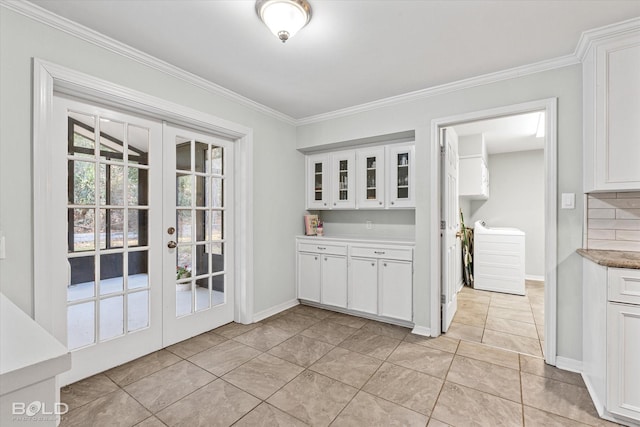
[582,373,605,416]
[253,299,299,322]
[526,275,545,282]
[555,356,582,373]
[411,325,432,337]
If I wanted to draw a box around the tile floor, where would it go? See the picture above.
[59,300,617,427]
[446,280,545,357]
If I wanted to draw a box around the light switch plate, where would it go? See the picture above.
[561,193,575,209]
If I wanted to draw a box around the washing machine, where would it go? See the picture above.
[473,221,526,295]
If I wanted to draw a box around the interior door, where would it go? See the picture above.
[54,95,163,385]
[441,127,460,332]
[162,124,234,346]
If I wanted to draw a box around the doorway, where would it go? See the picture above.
[33,59,254,386]
[431,98,557,365]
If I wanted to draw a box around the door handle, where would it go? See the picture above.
[167,240,177,249]
[455,231,463,239]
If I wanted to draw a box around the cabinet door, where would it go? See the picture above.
[330,151,356,209]
[307,154,329,210]
[607,302,640,420]
[357,148,385,209]
[387,144,415,208]
[348,257,378,315]
[321,255,347,308]
[379,260,412,321]
[298,252,321,302]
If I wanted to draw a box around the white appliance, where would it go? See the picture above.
[473,221,526,295]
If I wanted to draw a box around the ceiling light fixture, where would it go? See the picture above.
[256,0,312,43]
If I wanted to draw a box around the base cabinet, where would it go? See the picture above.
[297,237,414,326]
[607,302,640,421]
[379,259,413,321]
[583,259,640,425]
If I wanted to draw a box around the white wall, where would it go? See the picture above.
[0,8,304,318]
[297,66,584,361]
[466,150,545,278]
[317,210,415,240]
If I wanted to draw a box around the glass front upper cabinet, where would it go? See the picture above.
[330,151,355,209]
[306,153,329,209]
[388,144,415,208]
[357,147,385,208]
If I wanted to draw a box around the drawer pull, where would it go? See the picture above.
[317,246,326,250]
[374,251,385,255]
[314,256,318,260]
[383,263,387,267]
[324,257,327,261]
[371,262,375,266]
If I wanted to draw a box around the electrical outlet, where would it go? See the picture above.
[365,221,373,230]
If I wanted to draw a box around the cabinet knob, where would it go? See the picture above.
[314,256,318,260]
[379,201,382,205]
[383,263,387,267]
[391,201,395,205]
[371,262,375,266]
[333,203,336,206]
[324,257,327,261]
[324,203,327,206]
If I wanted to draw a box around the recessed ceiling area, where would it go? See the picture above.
[453,112,544,155]
[27,0,640,120]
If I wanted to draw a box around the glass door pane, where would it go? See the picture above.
[66,111,152,350]
[174,138,226,317]
[397,152,409,199]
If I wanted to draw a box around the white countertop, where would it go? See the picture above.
[0,293,71,395]
[297,235,415,245]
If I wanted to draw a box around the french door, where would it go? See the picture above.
[162,124,234,345]
[53,96,234,385]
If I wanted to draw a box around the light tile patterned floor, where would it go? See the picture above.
[447,280,546,357]
[59,297,618,426]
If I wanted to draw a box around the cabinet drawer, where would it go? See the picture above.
[608,268,640,305]
[298,242,347,256]
[350,245,412,261]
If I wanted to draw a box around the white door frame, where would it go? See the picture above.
[32,58,254,344]
[430,98,558,365]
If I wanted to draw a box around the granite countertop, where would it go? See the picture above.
[577,249,640,269]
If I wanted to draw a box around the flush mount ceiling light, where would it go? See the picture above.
[256,0,312,43]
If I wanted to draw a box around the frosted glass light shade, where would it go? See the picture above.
[256,0,312,43]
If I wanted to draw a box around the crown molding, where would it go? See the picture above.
[1,0,298,126]
[296,54,579,125]
[575,16,640,61]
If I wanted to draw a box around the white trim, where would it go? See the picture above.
[297,56,577,125]
[253,299,299,322]
[32,58,254,336]
[575,16,640,61]
[525,275,545,282]
[3,0,296,126]
[411,325,431,337]
[556,356,583,373]
[430,99,558,368]
[583,374,605,416]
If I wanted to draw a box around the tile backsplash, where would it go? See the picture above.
[587,192,640,252]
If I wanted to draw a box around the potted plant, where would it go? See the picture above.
[176,265,192,291]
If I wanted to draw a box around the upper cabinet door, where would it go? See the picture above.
[307,153,329,210]
[584,30,640,192]
[387,144,415,208]
[357,147,385,209]
[330,151,356,209]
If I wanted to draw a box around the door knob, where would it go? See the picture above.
[455,231,463,239]
[167,240,177,249]
[167,227,176,235]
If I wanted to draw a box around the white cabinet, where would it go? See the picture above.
[297,237,414,326]
[459,157,489,200]
[379,259,413,321]
[297,240,348,308]
[583,27,640,192]
[306,153,329,210]
[582,259,640,425]
[356,147,385,209]
[387,144,415,208]
[305,142,415,210]
[348,244,413,322]
[330,150,356,209]
[607,302,640,420]
[349,257,378,314]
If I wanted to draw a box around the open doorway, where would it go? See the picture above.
[431,99,557,365]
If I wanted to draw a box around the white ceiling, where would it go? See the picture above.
[453,112,544,155]
[28,0,640,120]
